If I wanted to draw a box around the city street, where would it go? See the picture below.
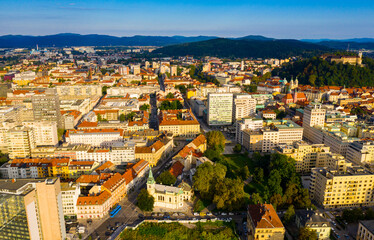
[83,140,188,239]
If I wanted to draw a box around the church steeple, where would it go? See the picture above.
[147,167,155,185]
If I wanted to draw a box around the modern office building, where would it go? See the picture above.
[347,139,374,165]
[207,93,233,126]
[233,94,256,121]
[0,178,66,240]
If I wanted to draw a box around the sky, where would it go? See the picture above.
[0,0,373,39]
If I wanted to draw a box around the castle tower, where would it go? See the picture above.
[295,77,299,87]
[358,51,363,65]
[147,167,155,194]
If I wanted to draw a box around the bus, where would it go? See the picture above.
[109,204,122,218]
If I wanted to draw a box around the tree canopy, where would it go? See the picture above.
[206,131,226,154]
[136,189,154,212]
[193,162,245,211]
[156,171,177,186]
[273,57,374,87]
[298,227,317,240]
[159,100,183,110]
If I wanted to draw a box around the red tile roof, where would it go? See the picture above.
[77,191,111,206]
[102,173,125,192]
[169,161,184,177]
[248,204,284,229]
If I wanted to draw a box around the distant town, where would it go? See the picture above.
[1,45,374,240]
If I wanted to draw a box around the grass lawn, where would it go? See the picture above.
[223,154,255,172]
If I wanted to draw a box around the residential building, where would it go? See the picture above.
[147,169,192,210]
[101,173,127,207]
[310,163,374,209]
[65,128,124,147]
[76,191,111,219]
[0,178,66,240]
[159,109,200,138]
[347,139,374,165]
[135,135,173,166]
[7,125,36,159]
[357,220,374,240]
[247,204,285,240]
[295,210,331,240]
[207,93,233,126]
[242,130,264,152]
[22,121,58,146]
[277,141,331,173]
[61,182,81,216]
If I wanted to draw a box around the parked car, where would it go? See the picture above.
[221,213,227,216]
[194,212,199,216]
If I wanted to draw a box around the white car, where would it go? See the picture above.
[207,212,213,216]
[221,213,227,216]
[194,212,199,216]
[229,212,234,216]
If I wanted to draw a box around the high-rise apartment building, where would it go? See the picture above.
[303,103,326,142]
[277,141,331,173]
[207,93,233,126]
[31,88,62,128]
[7,125,35,159]
[0,178,66,240]
[233,94,256,121]
[310,163,374,209]
[22,121,58,146]
[347,139,374,165]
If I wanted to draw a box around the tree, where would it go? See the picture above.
[239,166,250,180]
[284,205,295,223]
[250,193,263,204]
[206,131,226,154]
[233,144,242,153]
[298,227,317,240]
[102,86,109,95]
[139,104,150,111]
[119,114,126,122]
[97,113,102,121]
[267,170,283,195]
[156,171,177,185]
[166,92,175,99]
[193,162,227,200]
[270,194,283,209]
[253,168,264,183]
[136,189,154,212]
[213,178,245,211]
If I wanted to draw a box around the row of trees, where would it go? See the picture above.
[159,100,183,110]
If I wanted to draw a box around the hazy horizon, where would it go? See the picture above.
[1,0,373,39]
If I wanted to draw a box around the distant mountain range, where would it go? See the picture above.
[0,33,373,58]
[0,33,217,48]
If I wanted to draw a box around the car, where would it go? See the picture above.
[207,212,213,216]
[158,213,164,217]
[192,218,197,221]
[115,222,121,228]
[194,212,199,216]
[221,213,227,216]
[229,212,234,216]
[200,212,206,217]
[179,213,186,217]
[105,231,111,236]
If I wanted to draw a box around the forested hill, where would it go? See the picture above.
[272,57,374,87]
[153,38,331,59]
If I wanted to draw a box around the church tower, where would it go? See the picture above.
[147,167,155,195]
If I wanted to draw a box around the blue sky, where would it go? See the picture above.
[0,0,373,39]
